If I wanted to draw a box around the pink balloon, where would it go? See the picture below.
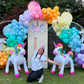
[28,1,40,12]
[31,6,43,19]
[82,63,84,68]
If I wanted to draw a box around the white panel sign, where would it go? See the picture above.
[28,19,48,68]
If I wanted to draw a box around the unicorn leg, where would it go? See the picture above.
[23,58,29,74]
[59,64,65,77]
[14,62,20,77]
[18,65,21,71]
[58,66,61,70]
[69,58,74,75]
[51,64,56,74]
[5,58,11,74]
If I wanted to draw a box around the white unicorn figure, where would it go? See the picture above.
[5,43,29,77]
[51,42,74,77]
[79,30,84,44]
[0,38,6,51]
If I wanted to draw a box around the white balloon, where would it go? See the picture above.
[81,58,84,61]
[77,54,82,59]
[82,54,84,58]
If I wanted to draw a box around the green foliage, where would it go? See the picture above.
[0,0,28,17]
[0,0,84,21]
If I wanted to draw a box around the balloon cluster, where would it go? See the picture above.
[0,51,8,68]
[52,12,72,36]
[59,27,81,52]
[59,29,72,43]
[2,44,15,55]
[42,6,60,24]
[74,44,84,68]
[68,27,81,52]
[19,10,33,27]
[28,1,43,19]
[3,19,28,47]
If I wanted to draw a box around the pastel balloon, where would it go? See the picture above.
[82,63,84,68]
[3,19,28,48]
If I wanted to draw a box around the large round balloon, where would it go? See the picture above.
[28,1,40,12]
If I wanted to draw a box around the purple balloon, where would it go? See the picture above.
[74,57,78,62]
[75,52,79,56]
[19,10,33,27]
[78,59,83,65]
[80,50,84,54]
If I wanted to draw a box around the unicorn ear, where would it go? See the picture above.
[22,42,26,48]
[53,41,57,48]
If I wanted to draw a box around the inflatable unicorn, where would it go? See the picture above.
[51,42,74,77]
[0,38,6,52]
[5,43,29,77]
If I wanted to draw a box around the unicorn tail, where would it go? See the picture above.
[67,51,74,60]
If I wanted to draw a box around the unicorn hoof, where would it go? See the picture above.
[51,71,55,74]
[18,69,21,71]
[58,73,63,77]
[70,72,74,75]
[15,74,20,77]
[5,72,9,74]
[58,68,61,70]
[25,71,29,74]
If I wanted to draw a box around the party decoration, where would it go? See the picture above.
[30,23,45,33]
[68,27,81,52]
[52,12,72,36]
[42,6,60,24]
[3,19,28,47]
[0,38,6,51]
[0,51,8,68]
[3,44,16,55]
[74,44,84,68]
[51,42,74,77]
[19,10,33,27]
[28,1,43,19]
[56,43,65,55]
[5,43,29,77]
[58,27,81,53]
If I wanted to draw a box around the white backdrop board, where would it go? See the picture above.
[28,19,48,68]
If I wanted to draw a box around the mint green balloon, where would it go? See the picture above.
[63,39,69,43]
[59,34,63,40]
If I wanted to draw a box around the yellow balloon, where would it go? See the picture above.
[61,12,73,25]
[56,32,61,36]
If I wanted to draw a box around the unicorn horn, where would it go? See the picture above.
[53,41,57,48]
[22,42,26,48]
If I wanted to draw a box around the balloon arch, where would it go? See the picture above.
[0,1,84,69]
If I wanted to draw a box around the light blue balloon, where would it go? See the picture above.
[75,48,80,53]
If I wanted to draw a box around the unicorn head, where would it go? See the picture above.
[53,41,62,55]
[16,42,26,55]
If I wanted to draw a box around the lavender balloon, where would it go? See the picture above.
[19,10,33,27]
[74,44,84,68]
[78,60,83,65]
